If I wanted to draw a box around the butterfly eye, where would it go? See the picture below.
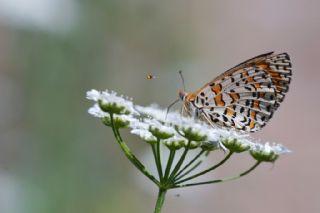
[178,90,186,101]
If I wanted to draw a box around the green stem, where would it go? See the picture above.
[175,150,210,181]
[110,114,159,186]
[151,144,163,181]
[174,149,206,180]
[175,151,233,184]
[156,138,163,181]
[164,149,176,181]
[173,161,261,188]
[168,140,191,182]
[154,189,167,213]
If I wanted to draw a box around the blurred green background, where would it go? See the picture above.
[0,0,319,212]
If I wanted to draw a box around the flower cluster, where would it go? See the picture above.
[87,89,290,162]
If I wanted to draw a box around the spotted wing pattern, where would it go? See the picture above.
[192,52,292,132]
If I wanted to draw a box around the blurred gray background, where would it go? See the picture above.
[0,0,319,212]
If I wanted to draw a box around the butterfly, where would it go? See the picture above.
[178,52,292,132]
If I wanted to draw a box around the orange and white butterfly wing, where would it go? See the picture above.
[192,52,292,132]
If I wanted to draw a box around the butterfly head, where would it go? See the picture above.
[179,89,197,103]
[179,90,196,101]
[178,89,187,101]
[178,90,198,117]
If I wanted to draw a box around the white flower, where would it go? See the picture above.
[135,104,168,121]
[127,117,159,141]
[163,135,188,149]
[253,142,291,155]
[88,104,108,118]
[131,128,157,142]
[270,143,291,154]
[165,135,187,144]
[87,89,291,155]
[128,117,149,130]
[250,142,290,162]
[86,89,101,101]
[146,119,175,136]
[87,89,137,115]
[100,90,136,113]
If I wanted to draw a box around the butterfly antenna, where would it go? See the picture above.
[165,98,180,119]
[179,70,186,91]
[165,70,185,119]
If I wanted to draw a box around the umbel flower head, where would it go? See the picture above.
[87,89,291,160]
[250,142,289,162]
[87,89,291,213]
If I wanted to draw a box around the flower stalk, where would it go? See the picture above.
[173,161,262,188]
[109,113,160,186]
[174,151,234,184]
[174,149,206,179]
[164,149,176,181]
[154,189,167,213]
[87,89,291,213]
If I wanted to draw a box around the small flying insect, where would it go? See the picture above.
[146,74,156,80]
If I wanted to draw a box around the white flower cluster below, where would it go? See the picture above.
[87,89,291,155]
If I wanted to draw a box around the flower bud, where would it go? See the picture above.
[177,126,207,142]
[221,138,250,153]
[250,143,279,162]
[188,141,201,149]
[102,116,129,129]
[163,136,188,150]
[201,141,220,151]
[149,126,174,140]
[99,100,130,115]
[164,140,183,150]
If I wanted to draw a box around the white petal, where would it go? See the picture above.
[86,89,101,101]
